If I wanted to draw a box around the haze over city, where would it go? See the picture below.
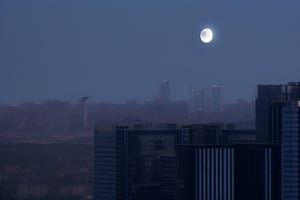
[1,1,300,200]
[1,0,300,104]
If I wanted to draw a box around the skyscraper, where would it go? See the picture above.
[256,82,300,200]
[190,89,205,112]
[287,82,300,101]
[255,84,287,143]
[95,123,256,200]
[95,124,181,200]
[159,80,170,104]
[256,82,300,143]
[177,144,281,200]
[268,102,300,200]
[280,103,299,200]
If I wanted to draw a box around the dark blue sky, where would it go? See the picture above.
[1,0,300,104]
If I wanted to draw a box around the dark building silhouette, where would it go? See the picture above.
[94,124,181,200]
[267,102,300,200]
[94,123,255,200]
[256,82,300,200]
[256,82,300,143]
[181,123,255,145]
[256,84,287,143]
[177,144,281,200]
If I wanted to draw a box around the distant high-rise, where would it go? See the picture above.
[211,85,222,113]
[190,89,205,112]
[159,80,170,104]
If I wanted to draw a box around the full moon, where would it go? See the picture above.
[200,28,213,43]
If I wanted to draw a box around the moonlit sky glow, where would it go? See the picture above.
[1,0,300,104]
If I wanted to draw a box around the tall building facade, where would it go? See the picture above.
[256,82,300,200]
[95,123,256,200]
[268,102,300,200]
[94,125,116,200]
[180,123,255,145]
[256,82,300,143]
[177,144,281,200]
[256,84,287,143]
[281,104,299,200]
[95,124,181,200]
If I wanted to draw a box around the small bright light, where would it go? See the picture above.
[200,28,213,43]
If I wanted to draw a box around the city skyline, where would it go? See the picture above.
[1,0,300,104]
[1,1,300,200]
[0,80,250,105]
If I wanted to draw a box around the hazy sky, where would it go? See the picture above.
[1,0,300,104]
